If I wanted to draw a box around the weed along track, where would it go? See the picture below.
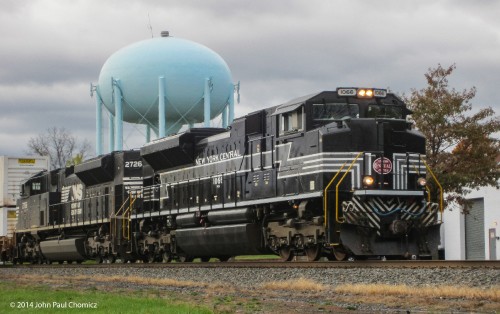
[2,260,499,313]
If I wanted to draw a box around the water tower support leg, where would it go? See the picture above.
[146,125,151,143]
[222,105,228,128]
[158,76,166,138]
[228,84,235,125]
[204,78,211,127]
[96,97,103,156]
[114,79,123,151]
[108,113,114,153]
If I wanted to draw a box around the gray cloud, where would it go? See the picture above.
[0,0,499,157]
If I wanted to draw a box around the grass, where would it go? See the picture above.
[260,279,500,312]
[234,255,280,261]
[335,283,500,302]
[0,282,212,314]
[261,278,500,302]
[4,272,500,313]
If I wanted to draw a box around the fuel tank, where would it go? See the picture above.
[39,238,86,262]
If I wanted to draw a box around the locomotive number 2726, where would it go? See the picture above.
[125,161,143,168]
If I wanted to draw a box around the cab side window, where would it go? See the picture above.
[280,107,303,135]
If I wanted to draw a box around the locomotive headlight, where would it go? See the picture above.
[417,177,427,187]
[363,175,375,187]
[357,89,374,98]
[337,88,387,98]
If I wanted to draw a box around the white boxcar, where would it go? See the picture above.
[0,156,49,236]
[0,207,17,237]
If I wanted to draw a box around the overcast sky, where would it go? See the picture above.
[1,0,499,158]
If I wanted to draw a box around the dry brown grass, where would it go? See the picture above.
[335,284,500,302]
[261,277,327,292]
[78,274,206,288]
[11,273,500,304]
[10,273,208,289]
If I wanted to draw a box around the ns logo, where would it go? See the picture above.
[62,183,83,202]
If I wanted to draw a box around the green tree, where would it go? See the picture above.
[405,64,500,208]
[66,153,85,167]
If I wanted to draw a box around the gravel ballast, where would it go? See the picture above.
[1,265,499,288]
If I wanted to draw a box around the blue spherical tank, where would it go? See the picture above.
[97,35,233,130]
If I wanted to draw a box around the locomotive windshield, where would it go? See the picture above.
[312,103,359,121]
[366,104,404,119]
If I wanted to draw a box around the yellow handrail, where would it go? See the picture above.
[122,192,140,240]
[323,152,364,226]
[323,160,350,227]
[335,152,364,223]
[112,194,130,241]
[421,158,444,222]
[113,195,130,218]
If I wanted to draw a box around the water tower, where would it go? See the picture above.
[91,31,238,155]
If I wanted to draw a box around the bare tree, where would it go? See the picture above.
[27,127,91,169]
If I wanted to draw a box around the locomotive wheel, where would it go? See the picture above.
[332,248,347,261]
[177,255,193,263]
[145,253,161,263]
[305,245,321,262]
[279,247,294,262]
[218,256,231,262]
[200,257,210,262]
[58,261,64,264]
[106,255,116,263]
[162,252,172,263]
[147,254,155,263]
[95,255,103,264]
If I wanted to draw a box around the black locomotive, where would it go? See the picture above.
[4,87,442,264]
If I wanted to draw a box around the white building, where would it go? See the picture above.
[443,182,500,260]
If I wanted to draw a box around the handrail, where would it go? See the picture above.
[335,152,364,223]
[323,152,364,227]
[122,192,140,240]
[323,161,349,227]
[420,158,444,222]
[113,195,130,218]
[111,194,130,242]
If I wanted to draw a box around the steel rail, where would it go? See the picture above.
[5,260,500,269]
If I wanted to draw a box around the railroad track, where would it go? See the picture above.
[4,260,500,269]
